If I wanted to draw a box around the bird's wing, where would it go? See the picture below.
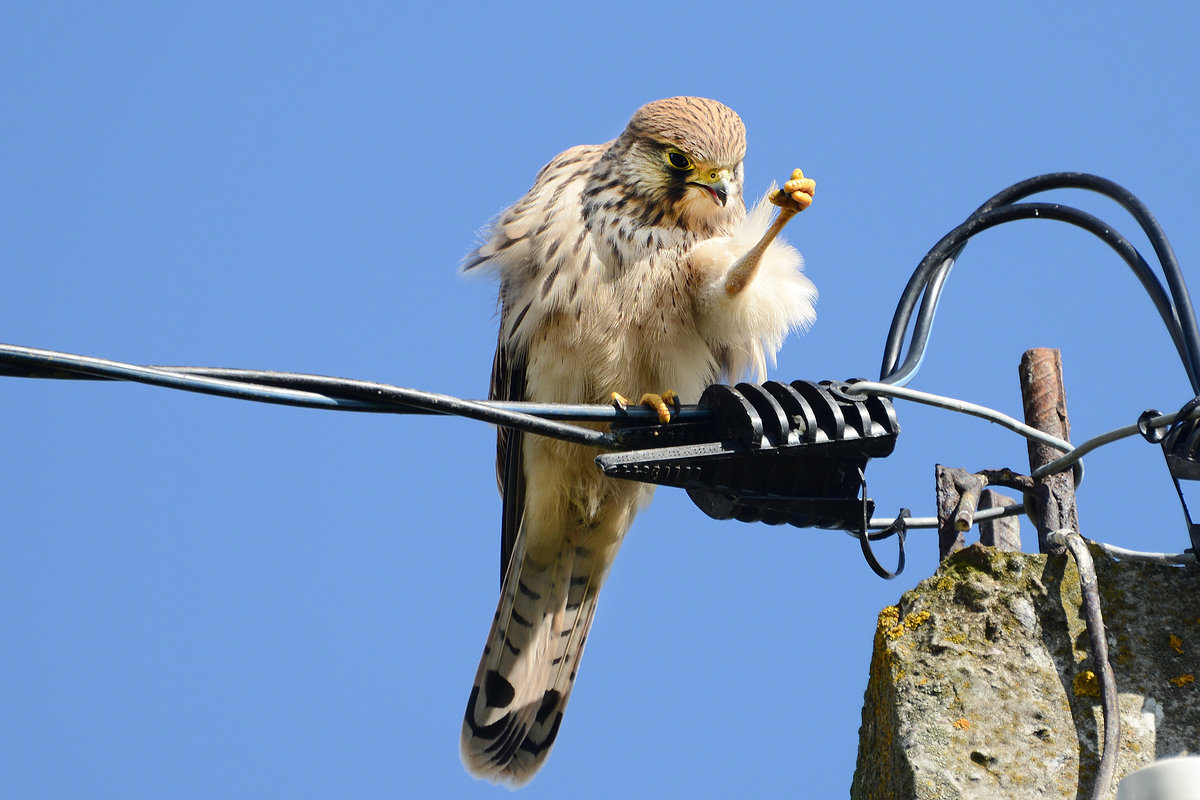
[462,143,607,349]
[465,142,607,585]
[489,338,525,585]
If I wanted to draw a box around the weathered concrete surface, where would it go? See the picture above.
[851,543,1200,799]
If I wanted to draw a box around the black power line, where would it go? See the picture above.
[880,173,1199,392]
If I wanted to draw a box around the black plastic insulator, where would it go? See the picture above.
[597,379,899,532]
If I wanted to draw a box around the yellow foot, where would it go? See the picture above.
[770,168,816,214]
[611,390,680,423]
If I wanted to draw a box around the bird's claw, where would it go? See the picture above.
[770,168,815,215]
[611,390,680,423]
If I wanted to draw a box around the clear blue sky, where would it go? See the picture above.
[3,3,1198,798]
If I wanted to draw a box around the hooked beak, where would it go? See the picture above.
[688,168,731,207]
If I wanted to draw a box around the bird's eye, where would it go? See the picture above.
[666,150,693,171]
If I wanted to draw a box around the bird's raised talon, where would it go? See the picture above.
[770,168,815,214]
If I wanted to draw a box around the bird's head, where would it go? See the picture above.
[605,97,747,231]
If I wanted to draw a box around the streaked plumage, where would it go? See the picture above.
[460,96,817,787]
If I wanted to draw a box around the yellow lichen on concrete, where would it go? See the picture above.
[878,605,899,633]
[879,607,932,641]
[1073,670,1100,697]
[856,541,1200,800]
[905,610,931,632]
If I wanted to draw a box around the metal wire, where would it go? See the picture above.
[847,381,1073,455]
[1092,541,1198,565]
[862,502,1022,532]
[846,382,1200,510]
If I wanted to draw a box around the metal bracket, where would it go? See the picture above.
[1153,397,1200,553]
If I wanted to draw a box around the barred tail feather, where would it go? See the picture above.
[461,537,602,787]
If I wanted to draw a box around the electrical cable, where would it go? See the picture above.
[0,343,636,450]
[1091,541,1197,566]
[849,382,1199,484]
[5,359,680,422]
[881,201,1188,387]
[1,341,1038,536]
[1032,413,1173,480]
[1046,529,1120,800]
[1020,402,1199,481]
[886,258,953,388]
[979,174,1200,390]
[4,322,1187,535]
[848,381,1073,455]
[880,174,1199,393]
[861,502,1022,532]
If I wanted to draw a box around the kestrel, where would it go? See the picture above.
[460,96,817,787]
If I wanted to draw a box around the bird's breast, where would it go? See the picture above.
[567,246,719,403]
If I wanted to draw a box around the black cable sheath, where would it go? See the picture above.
[880,200,1191,388]
[0,344,622,450]
[976,173,1200,388]
[881,173,1197,391]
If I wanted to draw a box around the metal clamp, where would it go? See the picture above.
[597,378,901,553]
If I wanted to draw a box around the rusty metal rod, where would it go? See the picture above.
[1019,348,1079,553]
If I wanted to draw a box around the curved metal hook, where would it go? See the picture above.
[855,468,908,579]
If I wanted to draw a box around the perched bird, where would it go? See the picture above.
[460,96,817,787]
